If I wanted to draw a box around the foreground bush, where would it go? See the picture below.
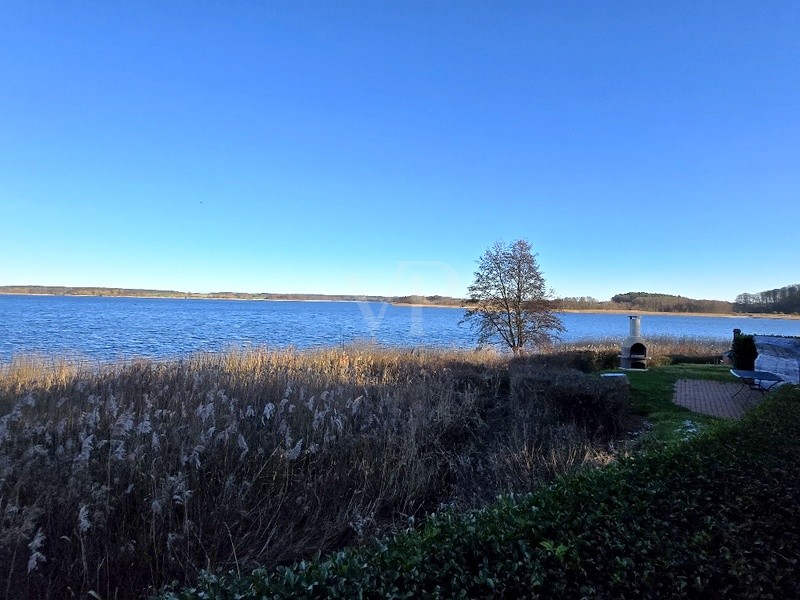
[0,347,624,599]
[163,386,800,599]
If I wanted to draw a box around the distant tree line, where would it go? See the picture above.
[0,286,193,298]
[0,286,446,305]
[392,295,463,307]
[559,292,733,314]
[11,285,798,315]
[558,296,606,310]
[734,284,800,314]
[609,292,732,314]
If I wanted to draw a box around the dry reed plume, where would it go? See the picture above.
[0,340,724,599]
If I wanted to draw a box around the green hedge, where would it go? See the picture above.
[161,387,800,599]
[731,333,757,370]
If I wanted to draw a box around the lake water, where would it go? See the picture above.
[1,294,800,362]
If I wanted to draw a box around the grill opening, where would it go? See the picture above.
[629,342,646,358]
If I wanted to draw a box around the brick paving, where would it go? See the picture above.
[673,379,763,420]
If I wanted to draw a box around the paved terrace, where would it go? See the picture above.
[673,379,763,420]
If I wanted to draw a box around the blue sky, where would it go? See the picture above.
[2,2,798,301]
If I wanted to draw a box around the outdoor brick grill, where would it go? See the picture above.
[620,315,648,370]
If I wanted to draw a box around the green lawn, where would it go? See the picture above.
[621,364,737,446]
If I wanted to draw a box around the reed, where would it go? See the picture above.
[0,338,719,599]
[552,336,729,367]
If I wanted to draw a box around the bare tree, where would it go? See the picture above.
[462,239,564,354]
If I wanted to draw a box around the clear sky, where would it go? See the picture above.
[2,2,798,301]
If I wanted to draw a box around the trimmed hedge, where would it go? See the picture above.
[162,387,800,599]
[731,333,757,370]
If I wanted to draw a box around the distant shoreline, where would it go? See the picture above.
[2,287,798,319]
[0,286,394,303]
[0,291,461,309]
[559,308,800,320]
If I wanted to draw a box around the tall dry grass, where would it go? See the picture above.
[551,336,729,368]
[0,339,725,599]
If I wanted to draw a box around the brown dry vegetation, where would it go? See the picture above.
[0,341,720,599]
[554,336,729,366]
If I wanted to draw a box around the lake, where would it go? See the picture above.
[1,294,800,362]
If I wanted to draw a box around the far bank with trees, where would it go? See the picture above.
[3,283,798,316]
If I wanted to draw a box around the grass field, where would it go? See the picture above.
[624,363,735,445]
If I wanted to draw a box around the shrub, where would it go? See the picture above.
[731,333,757,370]
[664,353,723,365]
[507,361,627,438]
[516,350,619,373]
